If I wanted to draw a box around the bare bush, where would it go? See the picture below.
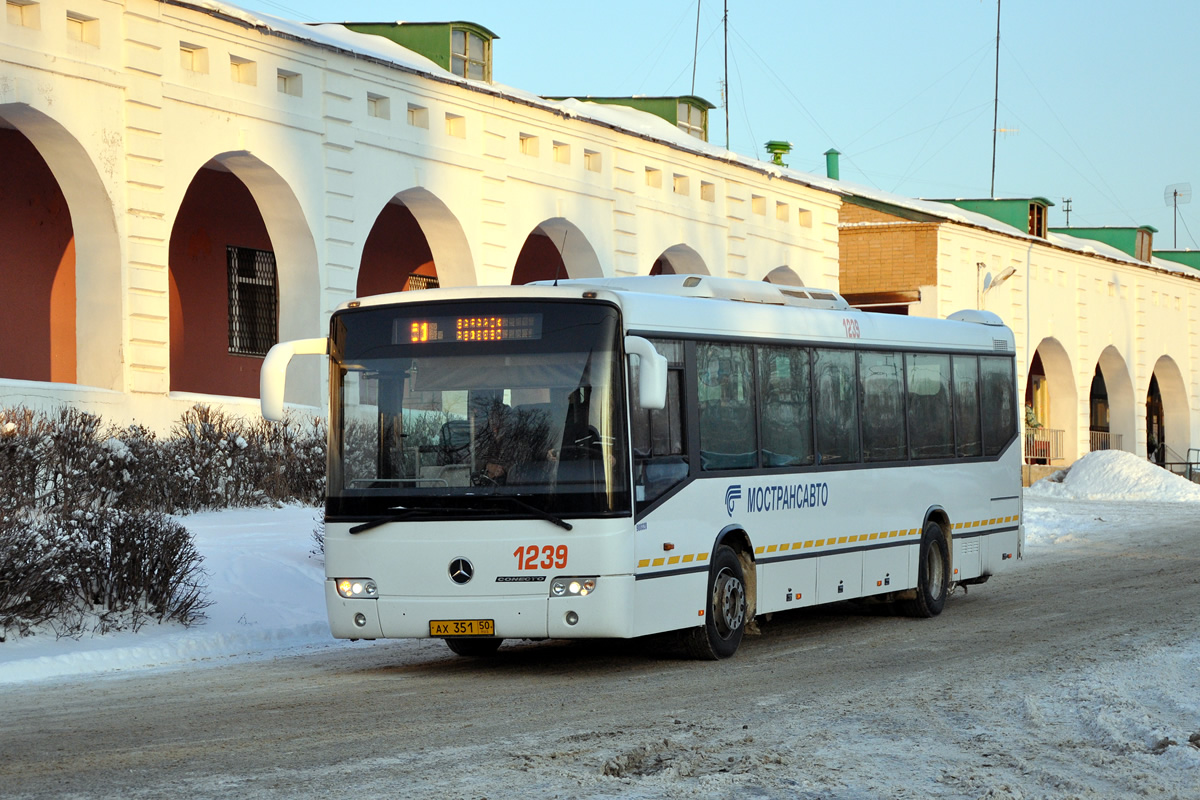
[0,403,326,640]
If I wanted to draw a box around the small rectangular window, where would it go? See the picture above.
[519,133,539,157]
[813,349,859,464]
[697,342,757,470]
[66,10,98,46]
[645,167,662,188]
[179,42,208,73]
[368,93,391,120]
[584,150,601,172]
[758,346,813,467]
[553,141,570,164]
[952,356,982,457]
[673,174,689,195]
[7,0,40,29]
[277,69,302,96]
[407,103,428,128]
[227,246,278,357]
[797,208,813,228]
[445,112,465,137]
[700,181,715,202]
[906,353,953,459]
[776,201,789,222]
[230,55,257,86]
[752,195,766,216]
[451,27,489,81]
[676,101,706,140]
[859,351,906,462]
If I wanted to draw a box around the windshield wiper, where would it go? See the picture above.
[348,506,459,534]
[489,495,573,531]
[347,498,572,534]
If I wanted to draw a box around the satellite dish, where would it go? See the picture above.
[1164,183,1192,248]
[1164,183,1191,205]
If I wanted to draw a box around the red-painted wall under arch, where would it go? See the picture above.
[169,168,273,399]
[1,128,77,383]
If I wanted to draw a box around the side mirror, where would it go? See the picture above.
[260,337,329,421]
[624,335,667,410]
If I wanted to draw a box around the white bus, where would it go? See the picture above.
[261,275,1022,659]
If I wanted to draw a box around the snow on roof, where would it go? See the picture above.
[179,1,1196,283]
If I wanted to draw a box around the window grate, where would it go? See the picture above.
[227,246,278,356]
[404,273,440,292]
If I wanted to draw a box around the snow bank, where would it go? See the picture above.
[1027,449,1200,502]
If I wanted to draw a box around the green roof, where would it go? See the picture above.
[1155,250,1200,271]
[929,197,1054,233]
[543,95,715,138]
[1049,226,1157,259]
[343,21,498,77]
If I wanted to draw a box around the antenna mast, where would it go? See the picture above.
[1164,183,1192,248]
[723,0,729,149]
[990,0,1001,197]
[1062,197,1072,227]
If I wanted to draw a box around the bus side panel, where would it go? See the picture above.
[631,572,709,638]
[953,535,982,581]
[863,543,913,596]
[757,556,816,615]
[817,551,863,604]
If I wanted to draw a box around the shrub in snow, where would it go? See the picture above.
[0,511,68,640]
[0,403,327,640]
[51,506,210,635]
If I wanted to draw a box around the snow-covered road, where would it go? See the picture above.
[1,451,1198,798]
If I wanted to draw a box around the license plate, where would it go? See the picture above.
[429,619,495,637]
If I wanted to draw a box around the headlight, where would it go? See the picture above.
[335,578,378,598]
[550,577,597,597]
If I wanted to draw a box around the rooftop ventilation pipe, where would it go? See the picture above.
[824,148,841,180]
[764,140,792,167]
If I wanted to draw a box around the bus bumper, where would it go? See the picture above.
[327,576,636,640]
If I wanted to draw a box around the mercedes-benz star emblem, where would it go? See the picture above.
[448,557,474,585]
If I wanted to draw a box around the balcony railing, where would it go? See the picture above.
[1024,428,1064,464]
[1089,430,1123,452]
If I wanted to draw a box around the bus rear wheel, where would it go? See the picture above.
[899,521,949,618]
[684,545,747,659]
[445,638,503,657]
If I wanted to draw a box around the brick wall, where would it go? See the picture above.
[838,222,940,295]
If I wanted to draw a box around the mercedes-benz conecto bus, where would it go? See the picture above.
[261,275,1022,659]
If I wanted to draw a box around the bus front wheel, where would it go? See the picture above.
[900,521,949,618]
[684,545,747,659]
[445,638,503,657]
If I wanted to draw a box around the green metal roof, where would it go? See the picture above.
[928,197,1054,232]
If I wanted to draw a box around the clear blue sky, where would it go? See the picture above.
[228,0,1199,249]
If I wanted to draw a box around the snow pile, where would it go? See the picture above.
[1027,449,1200,502]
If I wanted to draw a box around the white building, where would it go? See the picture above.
[1,0,841,429]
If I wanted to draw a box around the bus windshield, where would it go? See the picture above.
[328,300,629,518]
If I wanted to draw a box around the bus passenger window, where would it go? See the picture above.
[980,356,1017,456]
[697,342,757,470]
[952,356,983,457]
[758,346,814,466]
[632,339,687,507]
[907,353,953,459]
[859,350,906,462]
[813,349,859,464]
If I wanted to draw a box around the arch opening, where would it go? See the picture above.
[0,105,122,390]
[1024,339,1077,465]
[169,154,320,403]
[650,244,710,276]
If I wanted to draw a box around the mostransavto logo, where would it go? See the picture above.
[725,484,742,517]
